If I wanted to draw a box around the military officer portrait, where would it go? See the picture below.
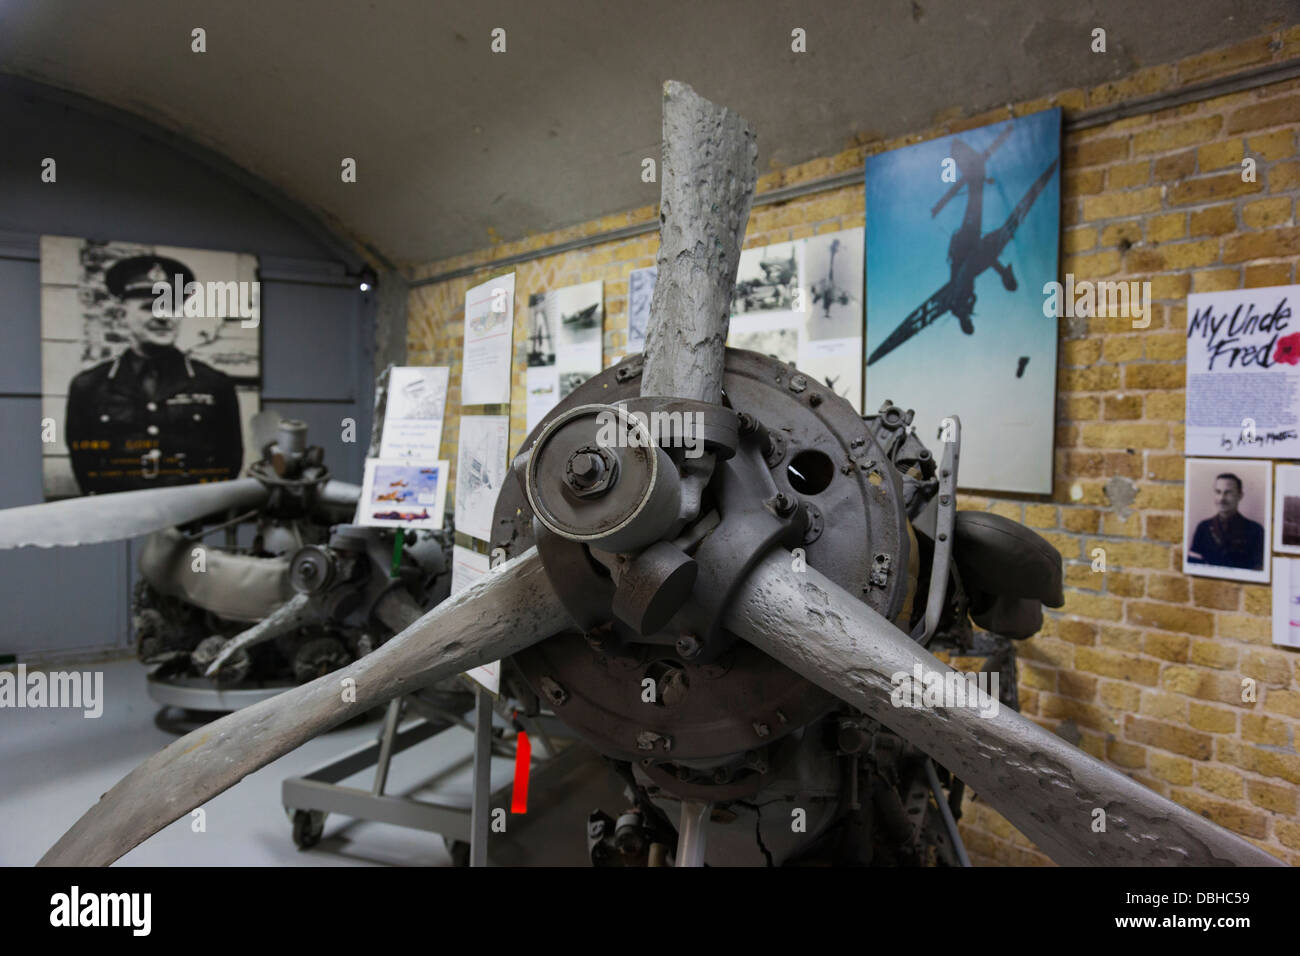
[63,255,245,495]
[1183,458,1271,583]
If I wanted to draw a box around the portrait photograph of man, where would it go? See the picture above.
[40,237,261,499]
[1183,457,1271,583]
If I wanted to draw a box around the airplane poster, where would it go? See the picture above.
[864,109,1061,494]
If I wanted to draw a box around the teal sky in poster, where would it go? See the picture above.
[864,108,1061,494]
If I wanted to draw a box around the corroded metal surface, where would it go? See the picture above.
[39,547,567,866]
[725,550,1283,867]
[641,80,757,405]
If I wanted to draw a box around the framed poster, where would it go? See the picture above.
[40,236,261,499]
[1273,463,1300,555]
[1183,457,1270,583]
[454,414,509,542]
[864,109,1061,494]
[1184,284,1299,457]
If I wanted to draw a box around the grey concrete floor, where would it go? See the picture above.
[0,658,620,866]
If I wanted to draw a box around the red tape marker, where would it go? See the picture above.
[511,730,531,814]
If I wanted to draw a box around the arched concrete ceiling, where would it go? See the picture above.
[1,0,1294,267]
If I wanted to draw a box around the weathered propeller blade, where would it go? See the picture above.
[0,478,270,549]
[204,591,313,677]
[725,549,1283,866]
[40,546,568,866]
[641,80,756,404]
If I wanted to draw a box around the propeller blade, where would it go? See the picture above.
[641,80,756,405]
[0,478,270,549]
[318,479,361,509]
[204,591,313,677]
[39,546,568,866]
[725,550,1282,867]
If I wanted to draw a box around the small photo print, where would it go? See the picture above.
[1271,556,1300,648]
[357,459,448,531]
[1183,457,1270,583]
[1272,464,1300,554]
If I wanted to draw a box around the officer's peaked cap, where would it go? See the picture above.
[105,256,196,300]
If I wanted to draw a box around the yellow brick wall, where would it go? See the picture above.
[407,27,1300,865]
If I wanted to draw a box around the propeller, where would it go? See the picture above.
[0,478,269,549]
[38,81,1284,868]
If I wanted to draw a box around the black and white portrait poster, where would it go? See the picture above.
[1184,284,1299,458]
[1183,457,1270,584]
[40,236,261,499]
[1272,463,1300,555]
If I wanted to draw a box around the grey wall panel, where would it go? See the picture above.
[0,80,374,663]
[0,398,129,658]
[260,281,360,402]
[0,258,40,395]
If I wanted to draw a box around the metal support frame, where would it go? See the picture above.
[281,691,581,864]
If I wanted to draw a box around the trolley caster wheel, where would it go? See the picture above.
[447,839,471,867]
[291,809,326,850]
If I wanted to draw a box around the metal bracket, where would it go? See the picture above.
[915,415,960,647]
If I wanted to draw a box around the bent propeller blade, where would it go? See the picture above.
[725,550,1282,867]
[0,478,270,549]
[40,547,568,866]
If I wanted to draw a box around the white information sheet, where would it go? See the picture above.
[379,366,449,459]
[462,274,515,406]
[454,415,509,542]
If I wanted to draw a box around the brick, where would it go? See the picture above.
[1039,693,1115,732]
[1224,95,1300,134]
[1195,764,1243,800]
[1197,140,1244,171]
[1188,701,1237,733]
[1126,602,1213,636]
[1265,689,1300,718]
[1062,365,1121,391]
[1099,680,1140,710]
[1148,273,1191,299]
[1107,571,1145,597]
[1067,137,1129,167]
[1273,161,1300,191]
[1125,364,1184,390]
[1062,508,1099,533]
[1149,751,1194,786]
[1240,648,1293,686]
[1125,715,1213,759]
[1062,592,1123,621]
[1145,455,1183,481]
[1063,168,1105,196]
[1216,612,1271,643]
[1222,227,1300,263]
[1134,118,1223,156]
[1067,249,1122,278]
[1144,391,1184,420]
[1146,213,1186,242]
[1189,204,1237,236]
[1080,423,1169,449]
[1189,639,1238,669]
[1141,514,1181,544]
[1167,174,1263,205]
[1276,821,1300,851]
[1091,538,1173,571]
[1144,631,1189,662]
[1247,129,1295,160]
[1247,779,1297,814]
[1245,262,1293,287]
[1098,623,1143,652]
[1242,713,1292,747]
[1242,197,1293,229]
[1074,646,1161,685]
[1081,188,1163,221]
[1170,790,1268,839]
[1190,578,1240,611]
[1107,161,1150,189]
[1161,666,1251,707]
[1100,220,1144,248]
[1063,227,1097,253]
[1180,37,1275,83]
[1023,504,1058,528]
[1101,336,1143,362]
[1107,738,1147,769]
[1192,268,1240,292]
[1256,749,1300,786]
[1142,690,1187,720]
